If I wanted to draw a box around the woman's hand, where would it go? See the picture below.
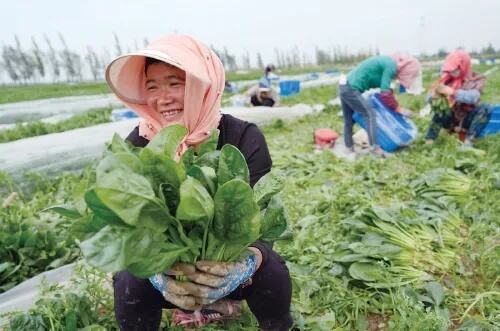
[149,263,205,310]
[398,107,414,118]
[149,249,261,308]
[188,251,259,305]
[435,84,454,96]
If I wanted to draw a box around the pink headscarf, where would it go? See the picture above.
[390,53,421,89]
[439,49,471,90]
[105,35,225,155]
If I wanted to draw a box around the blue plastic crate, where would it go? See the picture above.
[279,80,301,97]
[307,73,320,80]
[111,108,138,122]
[325,69,340,76]
[478,105,500,138]
[352,93,418,152]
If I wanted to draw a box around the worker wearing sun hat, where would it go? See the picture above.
[106,34,293,331]
[247,77,279,107]
[425,49,491,145]
[339,53,421,156]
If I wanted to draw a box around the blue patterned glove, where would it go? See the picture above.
[149,263,205,310]
[188,253,257,305]
[149,254,258,308]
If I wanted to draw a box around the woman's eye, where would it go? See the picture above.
[146,85,157,91]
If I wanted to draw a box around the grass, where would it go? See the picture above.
[0,107,113,143]
[226,64,347,82]
[0,66,345,105]
[0,82,111,104]
[480,66,500,104]
[280,85,337,106]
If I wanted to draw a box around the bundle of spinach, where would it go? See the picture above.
[430,96,451,117]
[411,168,471,205]
[49,125,289,278]
[331,202,467,288]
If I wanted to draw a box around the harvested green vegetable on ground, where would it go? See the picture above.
[412,168,472,205]
[331,201,468,288]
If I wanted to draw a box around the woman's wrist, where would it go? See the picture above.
[248,247,263,272]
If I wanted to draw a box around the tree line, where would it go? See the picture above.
[0,33,144,85]
[0,33,381,85]
[2,33,498,85]
[420,43,500,61]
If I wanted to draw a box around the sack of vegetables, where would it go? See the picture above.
[48,124,290,283]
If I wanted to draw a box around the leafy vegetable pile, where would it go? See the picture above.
[411,168,472,205]
[309,167,471,289]
[50,125,289,278]
[332,201,467,288]
[430,96,451,117]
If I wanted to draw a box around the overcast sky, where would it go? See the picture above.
[2,0,499,64]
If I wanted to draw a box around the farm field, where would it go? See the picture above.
[1,64,495,144]
[0,66,499,330]
[0,64,343,105]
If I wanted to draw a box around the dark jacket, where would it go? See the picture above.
[125,114,272,187]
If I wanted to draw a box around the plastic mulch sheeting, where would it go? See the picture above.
[0,94,123,125]
[0,104,319,177]
[0,263,76,320]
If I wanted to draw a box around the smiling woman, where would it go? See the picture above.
[104,34,293,331]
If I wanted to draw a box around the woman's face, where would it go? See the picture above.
[145,62,186,123]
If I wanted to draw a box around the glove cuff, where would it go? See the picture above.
[149,273,166,294]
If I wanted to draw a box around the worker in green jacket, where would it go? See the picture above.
[339,54,421,156]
